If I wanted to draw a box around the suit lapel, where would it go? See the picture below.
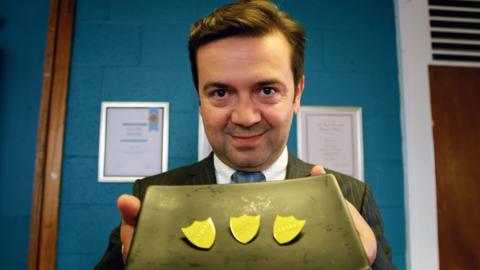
[286,152,313,179]
[188,153,217,185]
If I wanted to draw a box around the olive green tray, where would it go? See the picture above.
[126,174,369,270]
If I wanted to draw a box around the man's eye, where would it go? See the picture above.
[261,87,275,95]
[213,89,227,98]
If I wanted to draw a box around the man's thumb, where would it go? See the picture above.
[117,194,141,226]
[310,164,326,176]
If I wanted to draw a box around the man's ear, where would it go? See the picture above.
[293,75,305,113]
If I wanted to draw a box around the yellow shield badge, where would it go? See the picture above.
[229,214,261,244]
[273,215,305,244]
[181,217,216,249]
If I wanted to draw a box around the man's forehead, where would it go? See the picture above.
[197,34,291,67]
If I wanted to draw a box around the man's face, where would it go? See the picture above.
[197,32,304,172]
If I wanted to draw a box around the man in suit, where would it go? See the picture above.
[95,1,395,269]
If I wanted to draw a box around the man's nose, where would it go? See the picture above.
[231,99,261,127]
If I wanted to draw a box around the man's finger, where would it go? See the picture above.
[345,200,377,265]
[117,194,141,260]
[310,164,326,176]
[117,194,141,226]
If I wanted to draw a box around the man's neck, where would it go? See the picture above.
[213,147,288,184]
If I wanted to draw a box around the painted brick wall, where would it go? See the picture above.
[0,0,49,269]
[58,0,405,269]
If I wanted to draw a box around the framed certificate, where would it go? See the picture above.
[98,102,169,182]
[198,114,212,161]
[297,106,364,180]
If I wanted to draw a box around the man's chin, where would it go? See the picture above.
[226,153,270,171]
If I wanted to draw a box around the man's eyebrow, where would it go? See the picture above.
[202,79,285,92]
[202,82,229,92]
[255,79,284,87]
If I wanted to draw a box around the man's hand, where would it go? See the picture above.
[310,165,377,265]
[117,194,141,260]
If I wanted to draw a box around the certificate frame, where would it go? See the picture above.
[98,102,169,182]
[297,106,364,181]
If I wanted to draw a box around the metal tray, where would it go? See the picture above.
[126,174,369,270]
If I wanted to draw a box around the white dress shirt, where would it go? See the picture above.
[214,147,288,184]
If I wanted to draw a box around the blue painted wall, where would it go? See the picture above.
[58,0,405,269]
[0,0,49,269]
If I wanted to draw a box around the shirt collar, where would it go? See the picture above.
[214,147,288,184]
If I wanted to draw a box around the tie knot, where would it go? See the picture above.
[231,171,266,183]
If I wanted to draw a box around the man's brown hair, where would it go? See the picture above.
[188,0,306,90]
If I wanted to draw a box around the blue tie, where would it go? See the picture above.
[231,171,266,183]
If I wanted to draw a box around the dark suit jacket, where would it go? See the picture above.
[94,153,395,270]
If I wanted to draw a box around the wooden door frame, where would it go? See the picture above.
[396,0,480,268]
[28,0,75,269]
[395,0,440,269]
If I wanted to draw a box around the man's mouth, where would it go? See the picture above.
[230,133,264,145]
